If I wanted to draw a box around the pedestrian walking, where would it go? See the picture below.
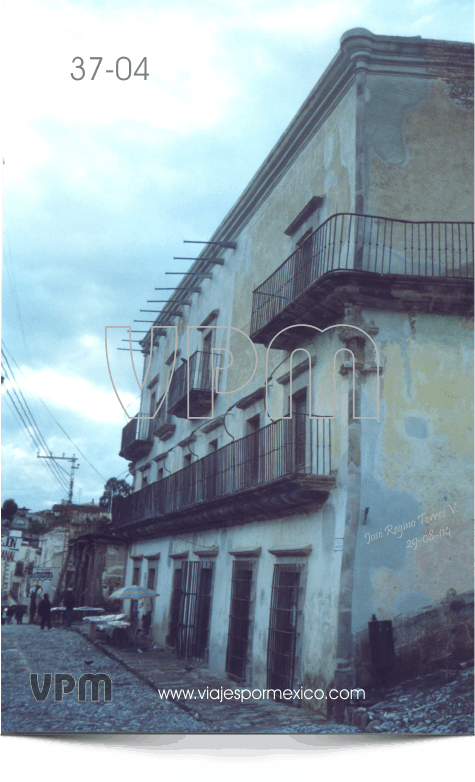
[63,588,75,628]
[6,605,16,625]
[38,594,52,630]
[15,605,25,624]
[29,594,37,624]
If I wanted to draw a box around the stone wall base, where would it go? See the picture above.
[354,591,474,689]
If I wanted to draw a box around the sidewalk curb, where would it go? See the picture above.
[71,627,205,722]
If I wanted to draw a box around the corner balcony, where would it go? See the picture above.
[112,416,335,539]
[167,350,216,419]
[250,213,474,349]
[119,416,153,461]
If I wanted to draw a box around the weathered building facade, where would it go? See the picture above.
[33,503,127,605]
[111,30,473,713]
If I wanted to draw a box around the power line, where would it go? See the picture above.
[37,400,107,484]
[1,354,71,492]
[2,341,108,484]
[2,351,69,478]
[2,380,68,492]
[1,383,69,495]
[2,386,70,494]
[2,394,68,492]
[2,209,33,366]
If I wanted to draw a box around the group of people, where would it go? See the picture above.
[33,588,76,629]
[5,590,154,635]
[2,588,77,630]
[3,604,26,624]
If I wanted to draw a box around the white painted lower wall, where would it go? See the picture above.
[124,499,345,711]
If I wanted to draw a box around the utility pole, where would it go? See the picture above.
[37,453,79,504]
[37,453,80,605]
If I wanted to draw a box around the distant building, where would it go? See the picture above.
[2,501,127,608]
[111,30,473,714]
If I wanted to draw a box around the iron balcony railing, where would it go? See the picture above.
[250,213,474,338]
[167,350,215,413]
[119,415,152,459]
[113,415,331,528]
[120,417,138,453]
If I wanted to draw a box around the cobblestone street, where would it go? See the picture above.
[1,624,201,734]
[1,624,361,734]
[2,623,473,735]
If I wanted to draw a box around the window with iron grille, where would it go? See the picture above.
[176,560,215,661]
[292,227,314,298]
[167,566,182,647]
[266,563,305,696]
[132,565,141,586]
[245,414,261,485]
[293,392,307,472]
[147,566,156,591]
[225,559,256,681]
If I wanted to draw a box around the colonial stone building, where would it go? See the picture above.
[112,29,473,713]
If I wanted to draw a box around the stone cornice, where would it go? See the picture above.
[193,547,219,558]
[201,415,226,433]
[235,386,266,409]
[169,550,189,560]
[229,547,262,558]
[268,544,313,557]
[203,30,473,249]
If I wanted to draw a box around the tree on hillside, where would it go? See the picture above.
[27,517,49,536]
[99,478,132,509]
[1,498,18,521]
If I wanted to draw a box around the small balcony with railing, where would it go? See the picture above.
[250,213,474,349]
[167,350,217,419]
[152,396,176,441]
[119,416,153,461]
[112,415,335,538]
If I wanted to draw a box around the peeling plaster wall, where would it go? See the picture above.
[226,84,356,393]
[132,84,357,481]
[364,75,474,221]
[353,310,473,635]
[121,32,473,707]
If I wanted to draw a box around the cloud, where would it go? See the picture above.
[12,366,134,424]
[2,0,473,512]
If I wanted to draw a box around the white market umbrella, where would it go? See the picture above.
[109,585,160,600]
[109,585,159,651]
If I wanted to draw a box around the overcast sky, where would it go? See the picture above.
[2,0,473,780]
[1,0,473,512]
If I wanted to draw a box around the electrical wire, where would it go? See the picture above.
[2,351,69,479]
[2,393,68,492]
[2,210,33,366]
[2,387,70,494]
[1,355,71,493]
[2,341,108,484]
[37,400,107,484]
